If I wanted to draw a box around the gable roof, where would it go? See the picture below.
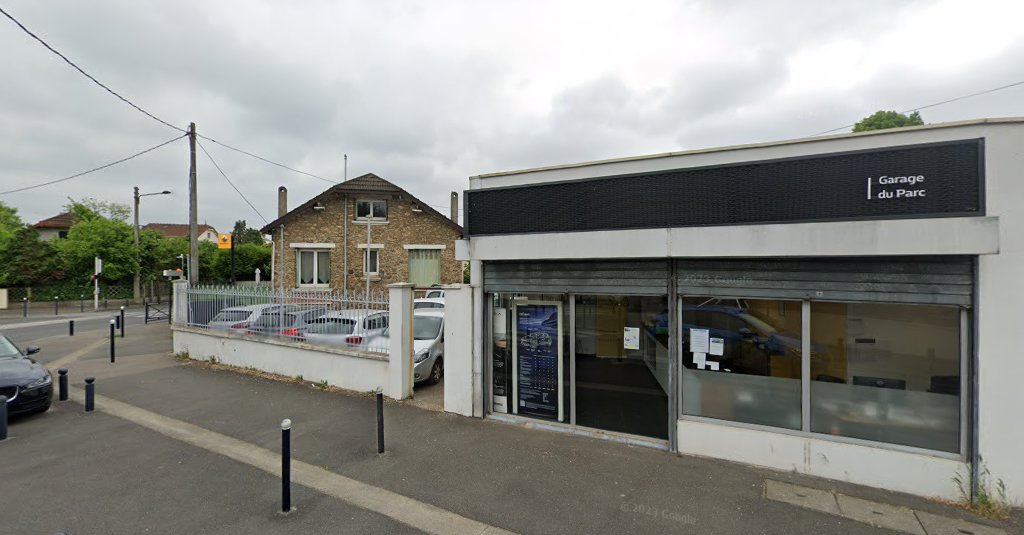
[143,223,217,238]
[260,173,462,234]
[34,212,75,229]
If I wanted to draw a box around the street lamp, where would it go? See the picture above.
[134,187,172,301]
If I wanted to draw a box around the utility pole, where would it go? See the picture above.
[133,186,141,301]
[188,122,198,285]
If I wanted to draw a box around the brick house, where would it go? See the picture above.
[260,173,463,293]
[33,212,74,241]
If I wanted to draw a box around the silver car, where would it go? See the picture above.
[362,310,445,384]
[304,309,389,350]
[208,304,298,332]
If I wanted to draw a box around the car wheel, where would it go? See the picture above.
[429,358,443,385]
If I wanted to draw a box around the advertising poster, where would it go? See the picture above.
[513,303,562,421]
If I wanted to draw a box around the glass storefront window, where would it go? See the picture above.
[681,298,803,430]
[809,303,961,453]
[574,295,669,439]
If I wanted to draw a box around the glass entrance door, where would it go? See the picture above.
[574,296,669,439]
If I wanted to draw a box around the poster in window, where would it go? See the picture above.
[513,302,562,421]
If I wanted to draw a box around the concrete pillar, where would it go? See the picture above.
[386,283,414,400]
[171,279,189,325]
[441,284,474,416]
[469,260,484,417]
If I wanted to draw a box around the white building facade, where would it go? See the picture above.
[454,118,1024,503]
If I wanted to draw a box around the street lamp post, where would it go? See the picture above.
[133,187,172,302]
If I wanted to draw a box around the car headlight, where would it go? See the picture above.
[25,373,52,390]
[414,349,429,363]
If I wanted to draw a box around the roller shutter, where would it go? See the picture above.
[484,260,668,295]
[675,256,973,306]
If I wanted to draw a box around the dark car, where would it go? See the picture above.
[0,334,52,416]
[246,308,328,341]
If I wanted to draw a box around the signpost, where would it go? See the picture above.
[93,257,102,311]
[218,233,234,285]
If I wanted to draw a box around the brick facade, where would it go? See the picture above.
[265,177,462,293]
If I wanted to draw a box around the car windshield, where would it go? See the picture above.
[413,316,442,340]
[0,336,21,358]
[414,302,443,309]
[307,318,356,335]
[212,310,250,322]
[254,313,297,328]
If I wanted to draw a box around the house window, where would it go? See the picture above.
[408,249,442,286]
[356,200,388,220]
[364,249,379,275]
[296,250,330,286]
[58,230,68,239]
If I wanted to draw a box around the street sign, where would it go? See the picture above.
[94,257,103,275]
[218,233,232,249]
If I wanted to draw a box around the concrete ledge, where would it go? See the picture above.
[172,325,391,397]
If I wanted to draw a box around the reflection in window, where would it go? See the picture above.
[356,199,388,220]
[297,250,330,286]
[682,298,802,430]
[810,303,961,453]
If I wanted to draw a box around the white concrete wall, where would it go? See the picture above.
[677,420,967,500]
[173,327,390,395]
[442,284,475,416]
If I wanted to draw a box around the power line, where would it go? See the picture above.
[198,135,338,184]
[811,79,1024,136]
[0,134,186,196]
[0,6,186,134]
[197,140,269,224]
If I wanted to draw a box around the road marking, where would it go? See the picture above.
[48,337,109,369]
[68,389,516,535]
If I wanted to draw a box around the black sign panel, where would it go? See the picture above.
[465,139,983,236]
[515,304,561,420]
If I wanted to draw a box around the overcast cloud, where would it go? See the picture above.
[1,0,1022,231]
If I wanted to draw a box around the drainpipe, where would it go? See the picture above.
[970,258,980,503]
[343,194,348,297]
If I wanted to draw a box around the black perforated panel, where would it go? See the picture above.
[466,140,983,236]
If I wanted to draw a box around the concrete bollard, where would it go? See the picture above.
[281,419,292,512]
[0,394,7,440]
[377,392,385,454]
[109,320,116,363]
[84,377,95,412]
[120,306,125,338]
[58,368,68,401]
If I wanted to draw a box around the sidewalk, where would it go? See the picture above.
[4,322,1020,534]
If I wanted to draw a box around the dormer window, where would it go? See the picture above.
[356,199,387,221]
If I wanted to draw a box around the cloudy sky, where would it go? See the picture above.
[1,0,1021,231]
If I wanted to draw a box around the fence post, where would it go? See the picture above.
[386,284,414,400]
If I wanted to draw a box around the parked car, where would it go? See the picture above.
[0,334,52,415]
[413,298,445,310]
[411,311,445,384]
[208,304,299,332]
[304,309,389,349]
[246,307,328,341]
[423,289,445,299]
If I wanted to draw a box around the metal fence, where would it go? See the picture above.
[178,285,391,354]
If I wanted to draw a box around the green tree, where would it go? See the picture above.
[0,201,24,254]
[0,227,59,287]
[55,204,137,283]
[852,110,924,132]
[231,220,266,246]
[63,197,131,222]
[212,243,272,282]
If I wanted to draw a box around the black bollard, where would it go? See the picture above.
[80,293,84,312]
[103,295,108,309]
[22,297,27,318]
[58,368,68,401]
[376,392,385,454]
[109,319,116,363]
[54,296,59,316]
[120,306,125,338]
[69,320,75,336]
[115,313,120,330]
[0,394,7,440]
[281,419,292,512]
[84,377,95,412]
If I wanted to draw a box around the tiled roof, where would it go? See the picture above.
[142,223,217,238]
[34,212,75,229]
[260,173,462,234]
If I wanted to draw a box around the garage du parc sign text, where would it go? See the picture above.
[867,174,926,200]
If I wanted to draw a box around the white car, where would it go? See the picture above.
[423,289,445,299]
[363,310,445,384]
[304,309,389,350]
[208,304,298,332]
[413,298,445,310]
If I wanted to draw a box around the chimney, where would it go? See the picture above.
[450,191,458,223]
[278,186,288,218]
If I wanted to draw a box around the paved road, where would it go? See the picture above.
[1,322,1018,534]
